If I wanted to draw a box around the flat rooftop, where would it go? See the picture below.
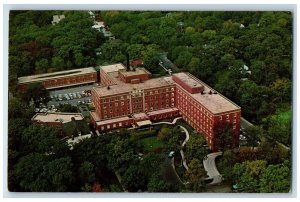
[32,112,84,124]
[101,63,126,73]
[173,72,203,88]
[147,107,179,116]
[93,76,175,97]
[18,67,96,84]
[96,116,133,126]
[119,68,151,76]
[172,73,240,114]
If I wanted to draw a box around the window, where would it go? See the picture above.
[219,116,222,120]
[104,110,107,114]
[171,87,174,91]
[226,114,229,119]
[234,112,237,118]
[113,124,116,128]
[101,126,104,131]
[115,103,118,107]
[107,124,110,129]
[119,122,122,127]
[121,102,124,106]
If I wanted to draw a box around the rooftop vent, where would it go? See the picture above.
[107,85,110,90]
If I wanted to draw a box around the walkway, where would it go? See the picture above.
[203,152,222,185]
[152,117,190,170]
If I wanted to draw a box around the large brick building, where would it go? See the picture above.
[90,63,241,151]
[18,67,97,92]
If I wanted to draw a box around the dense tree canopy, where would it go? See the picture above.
[8,10,292,193]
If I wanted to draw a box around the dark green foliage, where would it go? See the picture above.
[14,154,73,192]
[57,103,78,113]
[214,122,235,153]
[232,160,291,193]
[20,82,50,107]
[243,126,262,149]
[8,11,292,193]
[185,133,209,162]
[21,124,69,157]
[259,160,291,193]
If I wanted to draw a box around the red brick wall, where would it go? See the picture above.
[96,118,134,131]
[18,72,97,92]
[119,72,149,84]
[176,85,240,151]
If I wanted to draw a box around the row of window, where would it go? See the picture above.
[144,87,175,95]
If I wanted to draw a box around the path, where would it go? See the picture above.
[203,152,222,185]
[152,117,190,170]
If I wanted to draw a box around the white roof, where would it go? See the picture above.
[136,120,152,127]
[32,112,84,124]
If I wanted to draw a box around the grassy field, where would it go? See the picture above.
[271,109,291,123]
[138,136,165,151]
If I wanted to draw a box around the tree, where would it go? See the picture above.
[259,160,291,193]
[214,122,234,153]
[185,133,209,162]
[14,154,73,192]
[243,126,262,149]
[79,161,96,184]
[147,172,172,192]
[57,103,78,113]
[184,158,207,192]
[157,126,172,141]
[21,124,69,156]
[107,132,139,174]
[233,160,267,192]
[35,58,49,73]
[121,164,147,192]
[142,44,160,74]
[217,150,237,182]
[20,82,50,107]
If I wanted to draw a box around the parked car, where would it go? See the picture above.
[73,93,77,99]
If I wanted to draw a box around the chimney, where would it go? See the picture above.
[126,53,130,71]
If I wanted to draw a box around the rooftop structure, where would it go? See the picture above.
[52,15,65,25]
[119,68,150,77]
[173,72,240,114]
[32,112,84,124]
[93,76,173,97]
[18,67,96,84]
[101,63,126,74]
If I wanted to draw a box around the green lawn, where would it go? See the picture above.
[271,109,291,123]
[138,136,165,151]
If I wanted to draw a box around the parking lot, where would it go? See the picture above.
[35,84,98,113]
[47,84,98,107]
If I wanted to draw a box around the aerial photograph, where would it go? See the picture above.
[7,10,292,193]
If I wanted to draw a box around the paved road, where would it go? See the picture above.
[241,117,253,130]
[203,152,222,185]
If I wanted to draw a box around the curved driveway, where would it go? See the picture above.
[203,152,222,185]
